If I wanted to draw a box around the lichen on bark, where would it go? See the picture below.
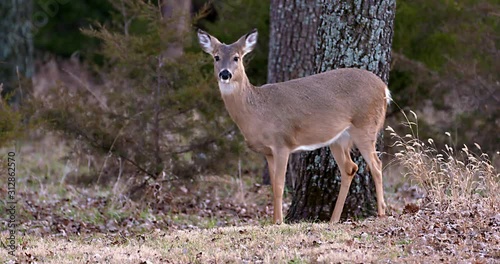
[286,0,396,222]
[0,0,34,103]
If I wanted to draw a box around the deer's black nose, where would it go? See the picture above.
[219,69,232,81]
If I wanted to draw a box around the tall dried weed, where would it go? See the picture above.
[387,110,499,211]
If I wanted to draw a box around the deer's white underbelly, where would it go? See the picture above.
[292,127,350,153]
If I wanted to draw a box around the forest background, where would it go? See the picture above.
[0,0,498,263]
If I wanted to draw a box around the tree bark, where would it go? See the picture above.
[264,0,322,187]
[0,0,34,105]
[282,0,396,222]
[160,0,191,60]
[267,0,321,84]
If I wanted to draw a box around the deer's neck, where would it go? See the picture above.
[219,76,259,130]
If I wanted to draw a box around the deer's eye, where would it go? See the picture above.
[214,55,220,61]
[233,56,239,62]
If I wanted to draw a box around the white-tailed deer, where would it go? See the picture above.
[197,29,391,224]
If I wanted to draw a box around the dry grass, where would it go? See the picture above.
[5,213,498,263]
[387,111,499,211]
[1,112,499,263]
[6,222,399,263]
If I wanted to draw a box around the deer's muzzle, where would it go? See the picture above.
[219,69,232,82]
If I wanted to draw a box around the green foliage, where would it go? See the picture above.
[394,0,499,72]
[394,1,457,70]
[394,0,499,78]
[33,0,242,180]
[30,0,499,173]
[391,0,499,153]
[34,0,113,58]
[0,99,23,148]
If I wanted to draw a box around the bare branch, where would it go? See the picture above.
[62,68,109,111]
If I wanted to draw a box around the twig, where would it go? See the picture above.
[167,126,236,155]
[153,56,163,175]
[97,120,128,184]
[67,122,158,180]
[391,52,439,79]
[0,83,3,106]
[16,66,23,104]
[112,157,123,195]
[62,68,109,111]
[120,0,132,36]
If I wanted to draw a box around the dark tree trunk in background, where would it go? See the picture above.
[160,0,191,60]
[281,0,396,222]
[0,0,34,105]
[264,0,322,186]
[152,0,191,175]
[267,0,321,83]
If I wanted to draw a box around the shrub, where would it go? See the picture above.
[0,84,24,148]
[388,111,499,211]
[32,0,243,184]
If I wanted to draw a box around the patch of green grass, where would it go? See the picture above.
[287,257,306,264]
[202,217,218,229]
[396,238,412,245]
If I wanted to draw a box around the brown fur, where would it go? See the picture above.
[222,69,387,155]
[198,29,389,224]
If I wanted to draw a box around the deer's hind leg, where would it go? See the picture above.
[329,132,358,223]
[350,128,386,218]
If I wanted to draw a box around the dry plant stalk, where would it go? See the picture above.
[387,111,499,212]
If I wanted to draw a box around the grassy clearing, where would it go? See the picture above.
[1,115,499,263]
[3,222,401,263]
[0,134,275,235]
[5,211,498,263]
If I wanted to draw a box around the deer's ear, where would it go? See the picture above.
[197,29,220,54]
[238,29,258,56]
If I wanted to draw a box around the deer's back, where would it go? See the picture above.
[255,68,386,119]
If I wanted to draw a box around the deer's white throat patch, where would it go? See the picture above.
[218,82,236,95]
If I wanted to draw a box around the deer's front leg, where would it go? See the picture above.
[265,154,276,211]
[271,149,289,224]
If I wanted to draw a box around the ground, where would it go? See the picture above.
[6,209,500,263]
[0,134,498,263]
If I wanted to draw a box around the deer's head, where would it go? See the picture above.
[197,29,258,86]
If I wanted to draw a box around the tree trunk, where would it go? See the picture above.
[264,0,322,187]
[0,0,34,105]
[160,0,191,60]
[155,0,192,174]
[284,0,396,222]
[267,0,321,84]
